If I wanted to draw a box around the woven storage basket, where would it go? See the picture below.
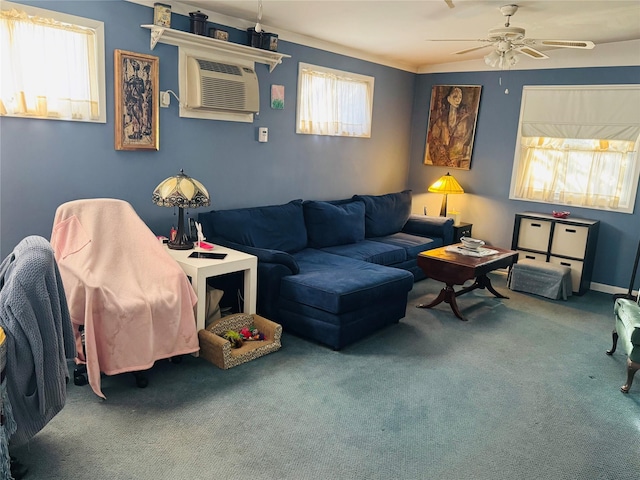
[198,313,282,369]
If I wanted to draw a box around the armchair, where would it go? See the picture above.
[50,198,199,399]
[607,297,640,393]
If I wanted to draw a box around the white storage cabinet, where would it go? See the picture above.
[511,212,600,295]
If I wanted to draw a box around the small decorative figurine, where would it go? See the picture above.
[195,221,205,246]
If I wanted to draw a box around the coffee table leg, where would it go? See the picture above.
[417,285,468,321]
[455,274,509,299]
[416,287,447,309]
[477,274,509,299]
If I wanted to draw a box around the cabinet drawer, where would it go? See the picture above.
[517,218,552,251]
[551,224,589,258]
[517,250,547,262]
[549,256,584,292]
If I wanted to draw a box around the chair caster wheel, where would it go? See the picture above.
[73,370,88,386]
[133,372,148,388]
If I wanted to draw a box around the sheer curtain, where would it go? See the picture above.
[298,67,372,137]
[514,137,635,208]
[0,8,99,120]
[510,85,640,213]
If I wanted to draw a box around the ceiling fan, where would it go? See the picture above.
[432,4,595,69]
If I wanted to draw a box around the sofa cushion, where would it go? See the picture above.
[303,200,365,248]
[200,200,307,253]
[282,249,414,314]
[320,240,406,266]
[353,190,412,238]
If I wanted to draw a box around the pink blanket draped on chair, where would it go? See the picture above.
[50,198,199,399]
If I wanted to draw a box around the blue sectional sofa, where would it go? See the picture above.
[198,190,453,349]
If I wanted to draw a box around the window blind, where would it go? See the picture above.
[519,85,640,141]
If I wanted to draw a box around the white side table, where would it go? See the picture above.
[165,245,257,332]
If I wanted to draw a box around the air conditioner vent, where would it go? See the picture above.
[197,60,242,76]
[201,78,247,110]
[186,55,259,114]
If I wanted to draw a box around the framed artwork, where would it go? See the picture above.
[271,84,284,109]
[424,85,481,170]
[114,50,159,151]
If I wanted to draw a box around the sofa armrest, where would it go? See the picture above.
[211,237,299,275]
[402,214,454,245]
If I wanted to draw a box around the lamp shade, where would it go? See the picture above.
[428,172,464,217]
[428,172,464,195]
[152,169,210,208]
[484,50,501,68]
[153,169,210,250]
[484,49,520,70]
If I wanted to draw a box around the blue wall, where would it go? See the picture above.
[0,1,415,257]
[1,1,639,291]
[409,67,640,291]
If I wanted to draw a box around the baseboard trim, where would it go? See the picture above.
[590,282,636,296]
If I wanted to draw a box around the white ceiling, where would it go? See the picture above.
[136,0,640,72]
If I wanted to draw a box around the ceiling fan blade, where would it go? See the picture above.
[444,0,455,8]
[515,46,549,59]
[453,44,493,55]
[537,40,595,49]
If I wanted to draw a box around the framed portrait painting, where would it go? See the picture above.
[424,85,481,170]
[114,49,159,151]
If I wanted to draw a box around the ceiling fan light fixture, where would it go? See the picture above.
[484,47,519,69]
[504,49,519,66]
[484,50,501,67]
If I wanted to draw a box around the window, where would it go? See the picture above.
[296,62,374,138]
[0,1,105,122]
[510,85,640,214]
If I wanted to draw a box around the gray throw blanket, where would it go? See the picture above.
[0,236,76,447]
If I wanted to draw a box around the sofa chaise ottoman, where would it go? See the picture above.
[198,190,453,349]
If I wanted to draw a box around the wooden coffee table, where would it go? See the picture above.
[416,245,519,321]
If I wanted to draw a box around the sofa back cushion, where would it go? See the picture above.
[303,200,365,248]
[200,200,308,253]
[353,190,412,238]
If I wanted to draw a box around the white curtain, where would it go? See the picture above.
[298,67,371,137]
[0,8,99,120]
[514,137,635,208]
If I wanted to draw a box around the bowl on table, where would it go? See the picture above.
[460,237,485,250]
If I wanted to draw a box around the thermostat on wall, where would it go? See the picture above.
[258,127,268,143]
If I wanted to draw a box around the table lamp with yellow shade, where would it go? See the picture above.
[428,172,464,217]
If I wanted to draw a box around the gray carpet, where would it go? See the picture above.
[12,274,640,480]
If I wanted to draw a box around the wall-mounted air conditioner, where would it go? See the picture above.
[185,56,259,114]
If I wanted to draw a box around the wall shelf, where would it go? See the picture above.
[141,25,290,72]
